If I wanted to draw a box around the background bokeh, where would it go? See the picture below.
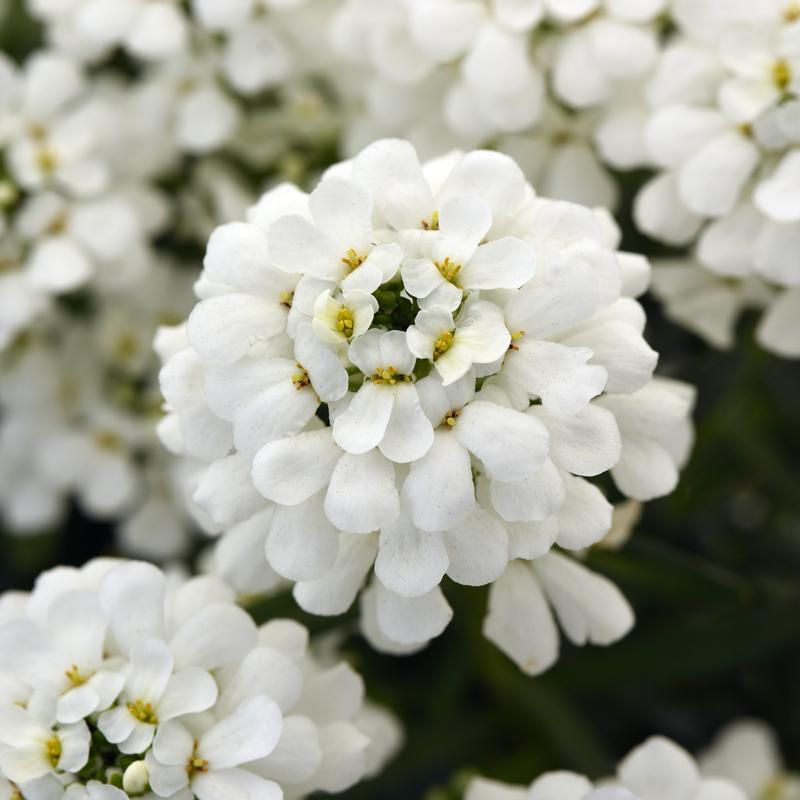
[1,1,799,797]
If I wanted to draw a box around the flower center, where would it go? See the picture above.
[341,248,366,271]
[127,699,158,725]
[444,409,460,428]
[337,307,355,336]
[45,735,61,767]
[65,664,89,687]
[94,430,123,452]
[508,330,525,351]
[279,290,294,308]
[784,2,800,22]
[434,257,461,284]
[292,364,311,389]
[36,147,59,175]
[371,366,411,385]
[433,330,454,360]
[421,210,439,230]
[187,750,209,777]
[773,58,791,90]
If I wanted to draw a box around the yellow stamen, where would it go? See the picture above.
[433,330,454,360]
[341,248,366,271]
[509,330,524,351]
[773,58,791,90]
[292,364,311,389]
[434,256,461,284]
[336,307,355,336]
[36,148,59,175]
[114,332,139,361]
[784,2,800,22]
[421,210,439,230]
[444,409,460,428]
[127,699,158,725]
[46,211,68,236]
[46,735,61,768]
[187,753,209,776]
[279,290,294,308]
[94,430,122,452]
[737,122,753,138]
[65,664,88,687]
[371,366,412,385]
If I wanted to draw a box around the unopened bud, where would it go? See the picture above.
[123,760,150,795]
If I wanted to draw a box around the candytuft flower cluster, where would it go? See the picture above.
[466,722,800,800]
[159,138,694,674]
[0,558,398,799]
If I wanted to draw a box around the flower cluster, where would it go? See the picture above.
[0,0,342,551]
[159,138,694,673]
[626,2,800,357]
[466,721,800,800]
[0,558,399,800]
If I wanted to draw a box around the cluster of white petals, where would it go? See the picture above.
[620,1,800,357]
[467,722,800,800]
[0,558,399,800]
[158,138,694,673]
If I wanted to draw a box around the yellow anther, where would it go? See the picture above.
[292,364,311,390]
[433,330,454,360]
[46,211,68,236]
[509,330,524,351]
[434,257,461,284]
[737,122,753,138]
[65,664,88,687]
[46,735,62,767]
[127,699,158,725]
[444,409,460,428]
[114,332,139,360]
[336,307,355,335]
[421,210,439,230]
[94,430,122,452]
[36,147,59,175]
[773,58,791,90]
[341,248,366,271]
[279,290,294,308]
[371,365,412,385]
[187,754,209,775]
[28,123,46,141]
[784,2,800,22]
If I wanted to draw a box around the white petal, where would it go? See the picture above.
[200,695,282,768]
[530,404,621,477]
[351,138,433,230]
[490,458,565,522]
[376,510,449,598]
[678,132,759,218]
[26,237,91,293]
[325,450,399,534]
[294,661,364,723]
[268,214,338,279]
[170,603,256,671]
[483,562,559,675]
[755,150,800,223]
[194,454,268,528]
[252,714,321,784]
[309,177,373,254]
[188,294,285,364]
[461,238,536,290]
[529,773,595,800]
[252,429,340,505]
[455,400,549,481]
[332,383,395,455]
[267,496,340,581]
[158,668,218,721]
[379,383,435,463]
[294,534,378,615]
[218,647,302,716]
[374,583,453,645]
[127,637,174,702]
[618,737,700,800]
[756,288,800,358]
[192,768,282,800]
[153,719,194,766]
[402,431,475,532]
[443,507,509,586]
[505,340,607,414]
[634,173,703,246]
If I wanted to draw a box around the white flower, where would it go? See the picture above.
[0,706,90,784]
[0,559,398,797]
[466,733,753,800]
[700,719,800,800]
[160,138,693,672]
